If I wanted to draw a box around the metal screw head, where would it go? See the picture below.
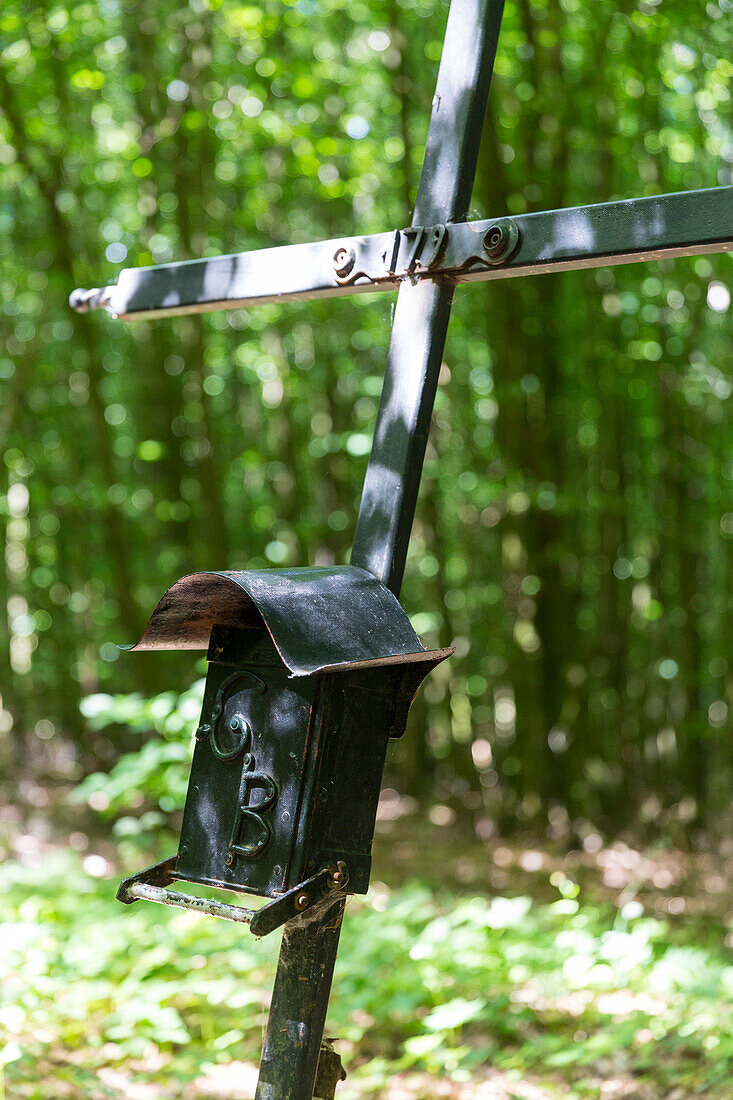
[332,246,356,282]
[482,219,520,264]
[328,860,348,889]
[295,893,309,911]
[484,225,504,251]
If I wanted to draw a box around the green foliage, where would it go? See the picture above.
[1,852,731,1097]
[73,680,204,820]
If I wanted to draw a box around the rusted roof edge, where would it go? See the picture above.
[119,567,437,677]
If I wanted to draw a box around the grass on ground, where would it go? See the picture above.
[1,799,732,1099]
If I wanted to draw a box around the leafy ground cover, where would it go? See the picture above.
[1,787,732,1100]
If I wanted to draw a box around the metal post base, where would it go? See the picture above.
[255,894,347,1100]
[315,1040,346,1100]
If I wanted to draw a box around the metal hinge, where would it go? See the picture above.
[333,223,448,286]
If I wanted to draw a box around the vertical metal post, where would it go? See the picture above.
[254,895,346,1100]
[352,0,506,594]
[254,3,505,1096]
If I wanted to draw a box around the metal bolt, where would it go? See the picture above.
[328,861,348,889]
[482,219,520,264]
[68,286,111,313]
[225,853,234,866]
[295,893,309,911]
[332,246,356,282]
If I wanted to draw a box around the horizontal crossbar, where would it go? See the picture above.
[71,187,732,321]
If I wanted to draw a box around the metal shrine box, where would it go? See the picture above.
[118,566,450,934]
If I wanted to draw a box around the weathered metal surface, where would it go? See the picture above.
[70,187,733,320]
[116,854,177,903]
[249,863,348,938]
[349,279,454,592]
[126,566,452,676]
[459,188,733,282]
[254,893,347,1100]
[119,589,450,922]
[350,0,505,595]
[314,1041,347,1100]
[170,621,448,901]
[254,2,506,1095]
[118,568,452,916]
[174,626,319,900]
[126,882,256,923]
[117,854,350,937]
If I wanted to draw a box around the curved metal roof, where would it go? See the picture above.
[125,566,452,677]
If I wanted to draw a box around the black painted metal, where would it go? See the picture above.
[172,621,445,900]
[70,186,733,320]
[254,894,347,1100]
[124,565,435,672]
[455,188,733,281]
[350,0,505,594]
[117,859,349,936]
[252,3,507,1095]
[117,577,450,913]
[313,1040,347,1100]
[350,281,455,592]
[249,866,346,938]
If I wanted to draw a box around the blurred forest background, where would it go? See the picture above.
[1,0,731,835]
[1,1,733,1098]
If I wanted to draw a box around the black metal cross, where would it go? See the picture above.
[72,1,732,1096]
